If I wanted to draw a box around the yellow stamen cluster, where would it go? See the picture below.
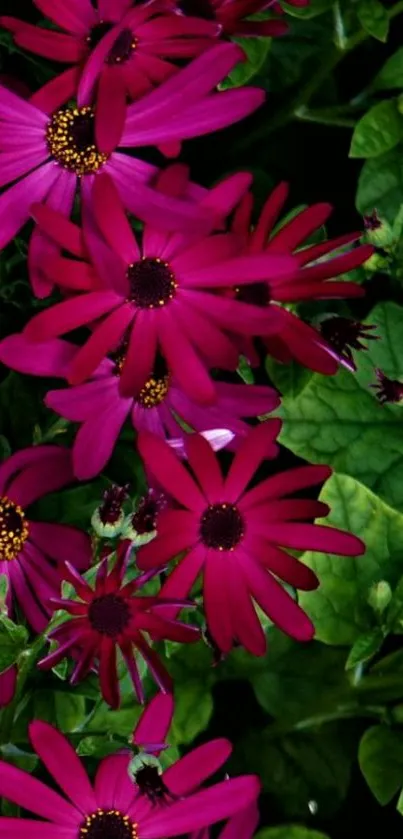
[138,375,170,408]
[46,106,108,176]
[0,495,29,561]
[80,809,138,839]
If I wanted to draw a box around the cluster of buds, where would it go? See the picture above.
[91,485,167,546]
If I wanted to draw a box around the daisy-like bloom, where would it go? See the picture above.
[1,0,220,115]
[0,716,260,839]
[0,446,90,633]
[39,546,201,707]
[319,316,378,372]
[371,369,403,405]
[0,41,264,290]
[24,172,294,403]
[0,332,275,478]
[137,423,365,653]
[174,0,308,38]
[229,182,374,375]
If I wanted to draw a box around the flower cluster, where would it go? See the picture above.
[0,0,381,832]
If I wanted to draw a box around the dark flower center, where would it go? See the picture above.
[88,23,137,64]
[134,764,173,804]
[320,317,365,353]
[200,503,244,551]
[236,282,271,307]
[99,485,129,524]
[0,495,29,561]
[178,0,216,19]
[372,370,403,405]
[131,490,166,534]
[127,258,177,309]
[79,809,138,839]
[88,594,131,637]
[46,106,108,176]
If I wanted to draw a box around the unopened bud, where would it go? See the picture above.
[367,580,392,614]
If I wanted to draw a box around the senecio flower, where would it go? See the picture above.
[137,423,365,652]
[24,172,293,404]
[1,0,219,111]
[39,548,200,707]
[174,0,309,38]
[0,699,260,838]
[0,446,90,632]
[0,41,263,275]
[231,181,374,375]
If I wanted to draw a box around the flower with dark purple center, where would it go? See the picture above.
[88,593,131,638]
[371,369,403,405]
[88,23,137,64]
[200,503,244,551]
[127,258,177,309]
[79,809,138,839]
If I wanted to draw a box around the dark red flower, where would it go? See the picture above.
[319,317,378,371]
[371,369,403,405]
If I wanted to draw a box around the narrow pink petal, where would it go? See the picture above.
[29,522,91,570]
[185,433,224,501]
[98,0,133,23]
[94,753,138,812]
[29,720,96,813]
[9,559,48,632]
[119,311,157,397]
[220,804,260,839]
[0,445,63,495]
[136,15,220,39]
[185,290,280,335]
[202,171,253,220]
[46,376,119,422]
[204,551,233,653]
[0,334,76,377]
[8,449,73,506]
[0,667,16,708]
[0,146,47,189]
[133,693,174,749]
[30,67,81,114]
[172,233,239,273]
[68,304,133,385]
[31,203,85,257]
[28,167,77,298]
[261,523,365,556]
[14,27,84,62]
[96,67,126,155]
[229,559,266,655]
[137,512,199,569]
[25,291,122,341]
[269,203,332,251]
[0,81,47,125]
[0,760,79,823]
[158,309,216,405]
[41,255,97,292]
[72,397,131,478]
[164,740,232,796]
[239,552,315,642]
[100,637,119,708]
[246,498,330,523]
[243,534,318,591]
[240,465,332,511]
[157,543,206,602]
[93,173,140,262]
[0,819,74,837]
[175,302,239,371]
[137,431,206,510]
[250,182,289,252]
[141,776,261,837]
[34,0,96,34]
[225,420,282,502]
[183,253,296,288]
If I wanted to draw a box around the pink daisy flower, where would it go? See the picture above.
[39,545,201,707]
[0,41,264,293]
[230,182,374,375]
[24,173,294,404]
[1,0,219,111]
[136,423,365,653]
[174,0,308,38]
[0,716,260,838]
[0,446,90,633]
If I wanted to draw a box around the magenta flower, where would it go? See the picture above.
[174,0,308,38]
[39,547,201,707]
[24,173,294,404]
[230,182,374,375]
[0,40,264,293]
[0,446,90,633]
[1,0,219,111]
[137,424,365,653]
[0,716,260,838]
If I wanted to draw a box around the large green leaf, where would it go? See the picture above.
[350,100,403,158]
[281,0,333,17]
[356,0,389,42]
[0,616,28,674]
[299,475,403,645]
[356,145,403,221]
[220,37,271,89]
[278,302,403,510]
[374,47,403,90]
[359,724,403,804]
[256,829,330,839]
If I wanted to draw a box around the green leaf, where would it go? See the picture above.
[256,829,330,839]
[350,100,403,158]
[266,357,313,399]
[356,0,389,42]
[345,628,385,670]
[299,474,403,645]
[281,0,333,17]
[171,680,213,745]
[0,745,38,773]
[31,480,109,530]
[0,616,28,673]
[374,47,403,90]
[359,724,403,804]
[220,38,270,89]
[77,737,122,759]
[32,691,86,733]
[278,302,403,510]
[356,145,403,222]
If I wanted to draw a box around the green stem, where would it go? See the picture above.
[0,634,46,745]
[295,106,357,128]
[264,704,388,740]
[236,0,403,149]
